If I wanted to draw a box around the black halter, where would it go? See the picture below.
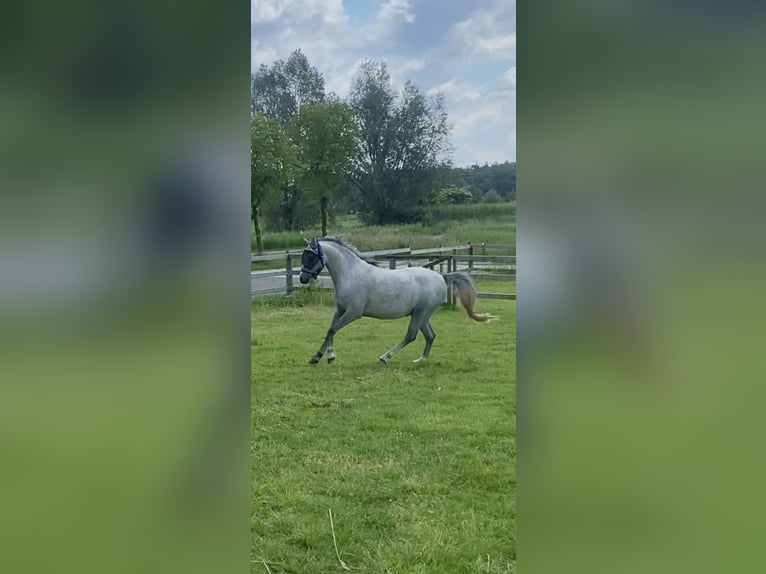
[301,240,325,278]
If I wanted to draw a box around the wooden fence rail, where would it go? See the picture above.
[251,243,515,301]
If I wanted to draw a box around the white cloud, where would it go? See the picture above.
[505,65,516,86]
[452,100,503,138]
[325,58,366,97]
[475,33,516,58]
[503,65,516,95]
[251,39,278,68]
[400,58,425,72]
[251,0,347,26]
[251,0,288,24]
[384,57,427,89]
[454,4,516,60]
[427,78,482,102]
[377,0,415,25]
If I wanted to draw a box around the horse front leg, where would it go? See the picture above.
[310,307,341,364]
[325,307,347,363]
[309,308,358,365]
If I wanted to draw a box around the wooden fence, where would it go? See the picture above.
[251,243,515,302]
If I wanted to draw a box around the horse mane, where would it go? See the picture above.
[320,236,380,267]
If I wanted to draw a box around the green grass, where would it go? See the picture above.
[338,219,515,252]
[424,202,515,225]
[251,282,516,573]
[253,213,515,254]
[251,206,516,251]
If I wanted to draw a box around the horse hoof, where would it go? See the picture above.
[327,356,335,364]
[413,357,427,364]
[378,356,388,364]
[309,356,320,365]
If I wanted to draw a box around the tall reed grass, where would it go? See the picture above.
[252,202,515,253]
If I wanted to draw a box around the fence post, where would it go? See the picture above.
[481,242,486,257]
[468,243,473,273]
[389,256,396,270]
[451,249,458,307]
[439,244,443,274]
[285,251,293,293]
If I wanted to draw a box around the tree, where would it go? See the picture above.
[349,61,451,225]
[293,100,358,236]
[251,49,326,231]
[482,189,502,203]
[251,49,325,126]
[434,185,474,204]
[456,161,516,200]
[251,113,302,252]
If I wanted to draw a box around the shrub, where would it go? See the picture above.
[483,189,502,203]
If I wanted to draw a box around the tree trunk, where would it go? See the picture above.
[281,183,299,232]
[252,202,263,254]
[320,196,328,237]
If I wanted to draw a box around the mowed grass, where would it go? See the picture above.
[251,283,515,573]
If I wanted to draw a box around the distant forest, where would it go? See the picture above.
[445,161,516,201]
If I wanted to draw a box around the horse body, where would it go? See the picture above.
[299,237,493,364]
[348,267,446,320]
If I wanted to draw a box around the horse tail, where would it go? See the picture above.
[443,272,496,322]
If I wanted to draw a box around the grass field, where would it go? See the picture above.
[253,214,515,254]
[251,280,516,573]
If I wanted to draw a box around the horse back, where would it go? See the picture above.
[357,267,446,319]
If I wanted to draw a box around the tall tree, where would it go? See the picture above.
[250,113,302,252]
[251,49,325,127]
[349,61,451,224]
[293,100,358,236]
[251,49,326,231]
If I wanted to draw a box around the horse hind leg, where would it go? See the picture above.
[379,316,421,364]
[413,319,436,364]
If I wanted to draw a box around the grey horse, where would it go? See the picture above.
[298,237,495,364]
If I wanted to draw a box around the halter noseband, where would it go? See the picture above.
[301,241,325,278]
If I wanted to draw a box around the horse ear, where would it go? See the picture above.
[304,237,311,247]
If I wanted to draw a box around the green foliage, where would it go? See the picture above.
[483,189,503,203]
[251,51,516,234]
[451,161,516,200]
[251,49,325,126]
[251,293,516,572]
[293,100,358,235]
[252,206,515,253]
[433,184,474,204]
[250,114,301,203]
[251,49,327,233]
[349,61,452,225]
[251,113,303,252]
[424,201,515,224]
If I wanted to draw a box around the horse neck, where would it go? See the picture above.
[319,241,363,285]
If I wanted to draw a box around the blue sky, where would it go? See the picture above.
[251,0,516,166]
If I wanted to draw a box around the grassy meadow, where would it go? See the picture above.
[252,204,515,254]
[251,280,516,573]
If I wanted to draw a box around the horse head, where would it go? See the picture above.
[299,237,325,284]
